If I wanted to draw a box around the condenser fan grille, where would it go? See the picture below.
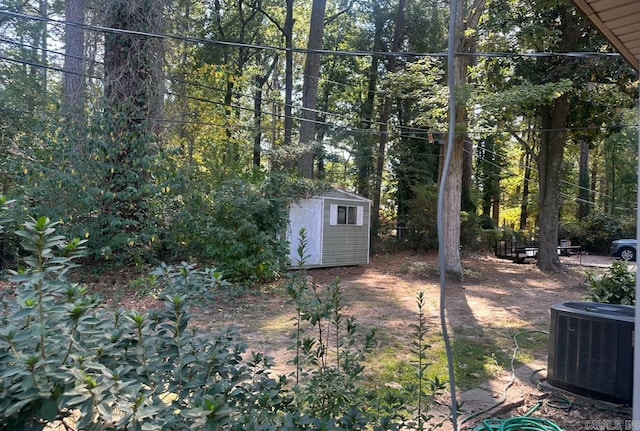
[547,302,634,404]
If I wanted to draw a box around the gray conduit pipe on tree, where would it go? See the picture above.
[634,70,640,426]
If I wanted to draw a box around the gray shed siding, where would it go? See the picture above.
[320,197,370,267]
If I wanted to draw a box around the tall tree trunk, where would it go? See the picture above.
[537,95,569,270]
[441,98,465,273]
[283,0,294,154]
[253,85,264,168]
[63,0,86,152]
[39,0,48,101]
[461,8,482,213]
[461,137,475,212]
[536,5,579,271]
[577,139,591,219]
[519,151,531,230]
[371,0,406,236]
[174,0,192,164]
[590,151,598,211]
[297,0,327,178]
[492,195,500,226]
[441,0,485,275]
[355,9,383,198]
[479,137,497,220]
[223,79,237,166]
[607,144,615,214]
[253,56,278,168]
[315,79,332,179]
[63,0,85,114]
[102,0,164,233]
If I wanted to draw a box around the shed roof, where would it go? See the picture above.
[317,189,371,202]
[571,0,640,70]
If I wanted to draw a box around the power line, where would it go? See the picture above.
[0,37,84,61]
[5,51,630,140]
[2,10,635,139]
[1,53,636,142]
[0,54,97,78]
[1,103,634,212]
[0,10,626,62]
[466,141,621,209]
[1,11,635,214]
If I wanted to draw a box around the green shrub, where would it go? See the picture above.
[562,212,635,255]
[167,175,318,284]
[286,231,441,430]
[460,212,500,252]
[286,229,378,422]
[0,216,299,430]
[0,212,417,430]
[403,183,439,251]
[584,261,636,305]
[0,195,23,268]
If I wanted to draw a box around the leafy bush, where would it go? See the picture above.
[167,175,317,283]
[402,183,439,251]
[286,230,441,429]
[0,216,302,430]
[0,195,23,269]
[584,261,636,305]
[286,228,379,424]
[400,185,497,253]
[562,212,635,254]
[460,212,499,252]
[11,125,168,267]
[1,211,439,430]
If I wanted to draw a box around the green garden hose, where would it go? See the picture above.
[472,403,564,431]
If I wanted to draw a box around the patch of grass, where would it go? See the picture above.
[367,326,549,393]
[399,261,438,278]
[398,260,483,281]
[370,344,445,390]
[509,330,548,365]
[260,313,294,332]
[451,332,508,389]
[129,274,160,298]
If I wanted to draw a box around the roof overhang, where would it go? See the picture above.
[571,0,640,70]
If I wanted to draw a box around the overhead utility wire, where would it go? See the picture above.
[2,16,635,210]
[0,37,84,61]
[464,144,624,210]
[3,51,636,141]
[2,54,636,143]
[0,54,97,78]
[3,53,634,140]
[1,95,626,205]
[0,10,624,61]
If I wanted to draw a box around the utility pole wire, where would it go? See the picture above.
[0,10,624,61]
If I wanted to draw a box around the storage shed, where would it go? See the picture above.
[287,189,371,268]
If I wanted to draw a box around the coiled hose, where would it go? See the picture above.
[472,403,564,431]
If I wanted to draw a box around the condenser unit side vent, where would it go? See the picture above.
[547,302,634,404]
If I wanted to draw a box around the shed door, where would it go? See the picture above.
[288,199,323,266]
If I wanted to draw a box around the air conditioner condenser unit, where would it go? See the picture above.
[547,301,634,404]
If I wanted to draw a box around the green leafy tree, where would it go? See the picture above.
[387,58,447,245]
[479,0,635,270]
[166,174,317,283]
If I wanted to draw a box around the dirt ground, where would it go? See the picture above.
[91,250,635,430]
[193,250,617,372]
[167,250,628,431]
